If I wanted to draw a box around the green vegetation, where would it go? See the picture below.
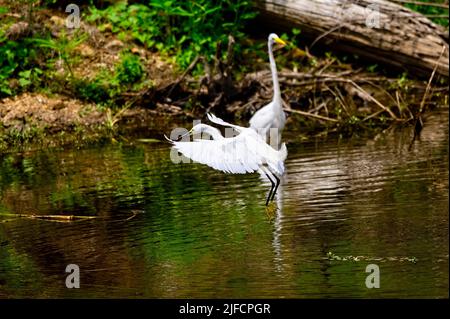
[0,37,43,96]
[0,0,260,150]
[115,52,144,84]
[0,25,147,105]
[74,51,146,105]
[32,31,88,78]
[403,0,449,27]
[0,0,257,103]
[87,0,257,69]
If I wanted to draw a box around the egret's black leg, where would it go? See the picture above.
[270,174,280,202]
[263,171,275,206]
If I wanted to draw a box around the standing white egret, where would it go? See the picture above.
[249,33,287,147]
[167,114,287,206]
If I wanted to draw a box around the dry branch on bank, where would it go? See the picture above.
[133,1,449,134]
[133,38,447,135]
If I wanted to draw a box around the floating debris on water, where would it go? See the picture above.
[326,251,418,263]
[136,138,162,143]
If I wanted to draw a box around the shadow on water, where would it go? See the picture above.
[0,110,448,298]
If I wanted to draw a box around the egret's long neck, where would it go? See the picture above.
[202,126,224,140]
[268,41,281,105]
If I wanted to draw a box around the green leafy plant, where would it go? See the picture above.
[87,0,258,69]
[74,51,145,105]
[33,31,87,77]
[115,52,143,84]
[18,68,42,88]
[404,0,448,27]
[0,37,42,96]
[74,76,112,104]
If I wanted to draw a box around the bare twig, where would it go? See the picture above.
[362,109,388,122]
[309,102,326,114]
[310,24,345,50]
[410,45,448,142]
[225,35,235,76]
[279,70,356,79]
[419,45,446,114]
[205,92,224,113]
[285,108,339,123]
[316,58,337,75]
[348,80,400,120]
[326,85,351,117]
[167,55,201,97]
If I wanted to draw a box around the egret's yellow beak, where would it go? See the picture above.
[274,37,287,46]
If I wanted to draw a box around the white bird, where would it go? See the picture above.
[249,33,287,147]
[167,113,288,206]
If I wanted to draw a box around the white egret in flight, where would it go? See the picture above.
[167,114,287,206]
[249,33,287,146]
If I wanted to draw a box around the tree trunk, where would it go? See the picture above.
[255,0,449,77]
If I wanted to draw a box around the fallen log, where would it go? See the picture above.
[255,0,449,77]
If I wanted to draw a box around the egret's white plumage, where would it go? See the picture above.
[168,114,288,205]
[249,33,287,145]
[171,120,287,176]
[206,113,244,132]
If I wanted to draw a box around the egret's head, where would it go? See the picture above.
[268,33,286,46]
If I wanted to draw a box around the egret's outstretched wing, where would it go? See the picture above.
[207,113,245,132]
[172,133,263,174]
[171,131,286,175]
